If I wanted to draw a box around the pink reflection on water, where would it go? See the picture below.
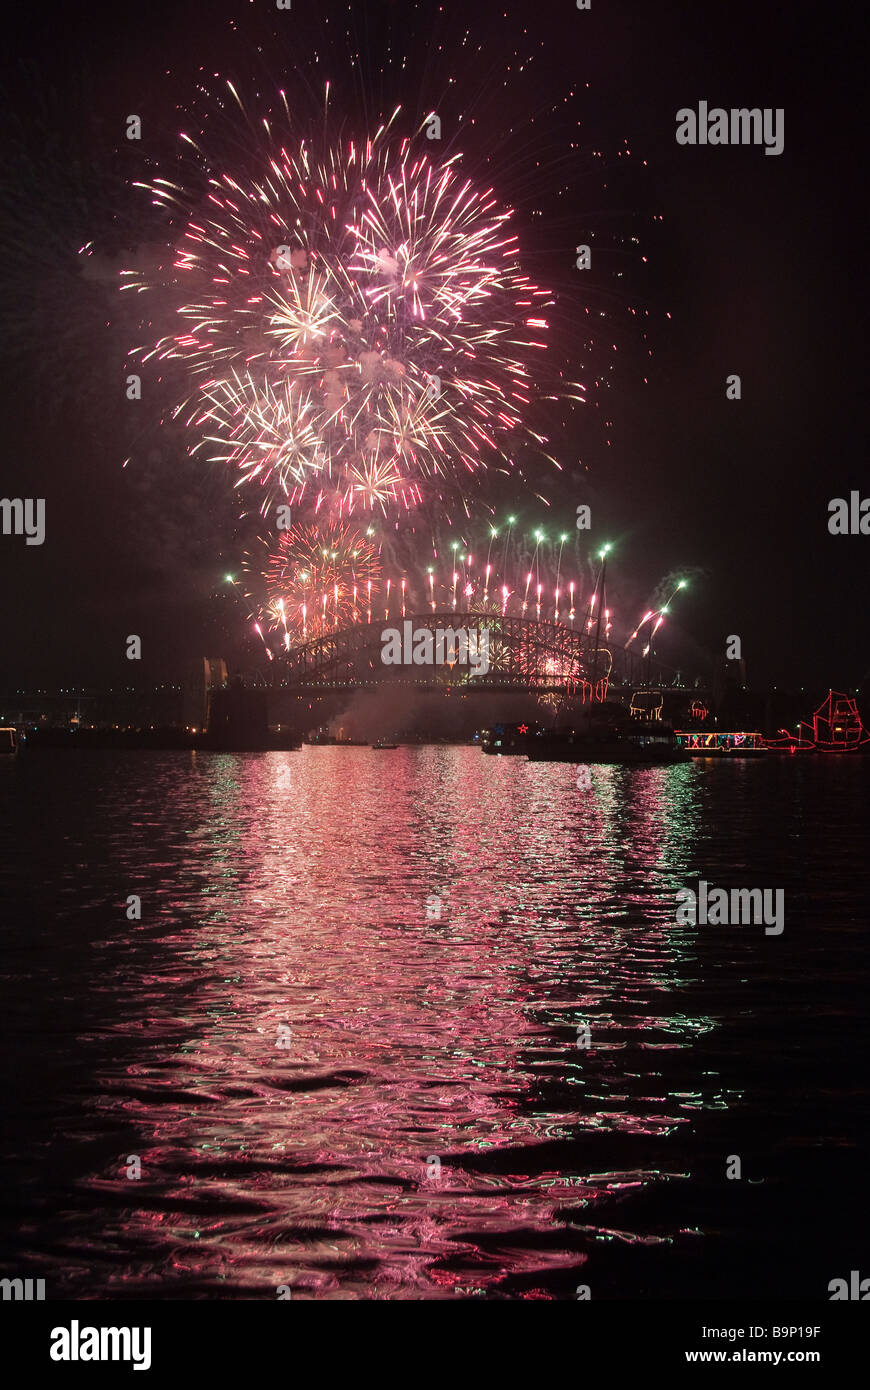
[87,749,713,1296]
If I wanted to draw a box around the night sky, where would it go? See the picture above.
[1,0,864,691]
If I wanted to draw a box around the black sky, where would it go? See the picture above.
[0,0,865,690]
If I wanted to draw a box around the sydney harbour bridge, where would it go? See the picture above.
[268,609,706,705]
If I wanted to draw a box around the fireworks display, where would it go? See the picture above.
[127,88,582,527]
[120,82,609,679]
[119,73,693,700]
[235,511,641,670]
[244,520,381,648]
[0,0,859,1330]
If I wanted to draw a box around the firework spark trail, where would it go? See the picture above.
[625,577,690,650]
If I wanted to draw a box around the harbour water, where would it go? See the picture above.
[0,748,866,1299]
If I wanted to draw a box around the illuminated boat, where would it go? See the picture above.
[804,690,869,751]
[674,730,767,757]
[305,731,369,745]
[767,690,870,754]
[525,719,689,764]
[480,722,540,754]
[483,708,688,763]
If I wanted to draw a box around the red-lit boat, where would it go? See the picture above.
[768,690,870,754]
